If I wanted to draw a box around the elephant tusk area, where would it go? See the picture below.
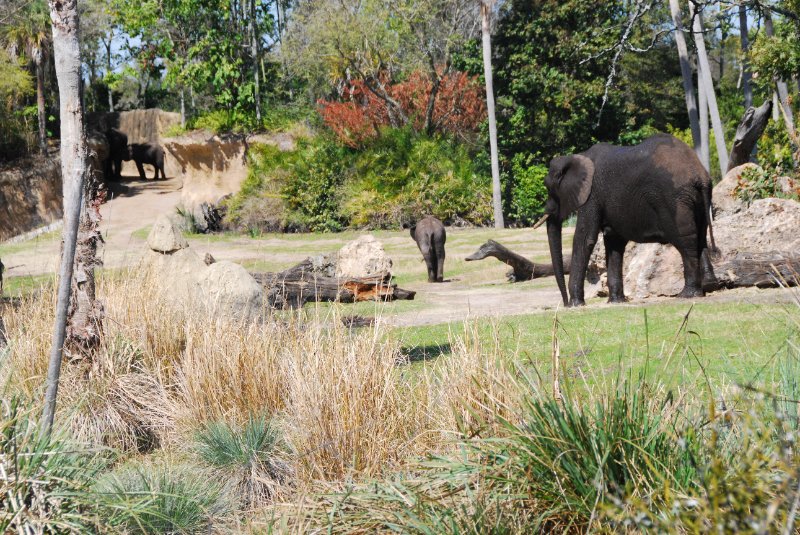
[532,214,549,230]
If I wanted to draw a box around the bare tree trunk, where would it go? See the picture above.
[698,58,710,172]
[250,0,261,123]
[66,143,105,355]
[764,9,795,135]
[691,3,729,174]
[669,0,701,157]
[481,0,503,229]
[180,88,186,128]
[739,4,752,109]
[35,50,47,153]
[42,0,88,436]
[104,38,114,112]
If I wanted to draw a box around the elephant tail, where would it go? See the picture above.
[702,185,717,253]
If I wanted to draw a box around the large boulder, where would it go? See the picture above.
[618,197,800,298]
[335,235,393,279]
[195,261,264,321]
[144,215,263,321]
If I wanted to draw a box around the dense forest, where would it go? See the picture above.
[2,0,799,230]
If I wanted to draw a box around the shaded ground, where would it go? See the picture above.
[1,177,795,327]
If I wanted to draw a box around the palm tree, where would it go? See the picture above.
[1,0,51,153]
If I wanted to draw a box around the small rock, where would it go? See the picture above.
[148,214,188,253]
[204,253,216,265]
[335,235,393,279]
[777,176,799,196]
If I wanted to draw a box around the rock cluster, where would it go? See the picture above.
[144,214,263,321]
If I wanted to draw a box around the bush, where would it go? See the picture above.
[228,128,493,232]
[506,153,548,224]
[735,165,800,204]
[194,415,290,508]
[95,459,231,533]
[0,397,111,532]
[342,128,493,228]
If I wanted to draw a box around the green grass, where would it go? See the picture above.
[395,300,799,389]
[0,230,60,257]
[2,272,55,297]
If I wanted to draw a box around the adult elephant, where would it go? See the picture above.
[410,216,446,282]
[534,134,716,307]
[127,142,166,180]
[104,128,128,180]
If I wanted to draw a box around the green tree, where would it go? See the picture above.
[1,0,51,153]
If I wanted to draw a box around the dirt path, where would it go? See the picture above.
[3,178,795,328]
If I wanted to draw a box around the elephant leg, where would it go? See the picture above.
[151,165,159,180]
[604,232,628,303]
[676,240,704,298]
[567,215,601,307]
[113,158,123,179]
[434,241,445,282]
[135,161,146,181]
[422,250,436,282]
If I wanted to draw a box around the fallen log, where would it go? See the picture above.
[711,252,800,290]
[252,259,415,309]
[465,239,571,281]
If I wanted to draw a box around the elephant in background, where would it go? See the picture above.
[410,216,446,283]
[535,134,716,307]
[127,142,166,180]
[104,128,128,180]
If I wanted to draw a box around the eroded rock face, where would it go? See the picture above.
[144,215,262,321]
[713,163,758,216]
[0,153,62,241]
[147,214,189,253]
[335,235,393,279]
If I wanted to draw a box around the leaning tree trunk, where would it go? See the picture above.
[481,0,504,229]
[669,0,702,157]
[250,0,261,123]
[35,49,47,153]
[691,3,729,174]
[698,59,710,172]
[764,9,795,136]
[739,4,753,109]
[42,0,88,436]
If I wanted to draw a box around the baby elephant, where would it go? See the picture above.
[410,216,446,282]
[127,143,166,180]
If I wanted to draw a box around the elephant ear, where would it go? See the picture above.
[556,154,594,220]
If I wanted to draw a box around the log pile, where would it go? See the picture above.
[252,258,415,309]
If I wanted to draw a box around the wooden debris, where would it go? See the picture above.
[465,239,571,282]
[252,258,415,309]
[711,252,800,289]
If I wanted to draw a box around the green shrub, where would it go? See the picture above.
[0,397,111,532]
[342,128,493,228]
[194,415,290,508]
[507,153,548,224]
[735,165,800,204]
[95,459,231,534]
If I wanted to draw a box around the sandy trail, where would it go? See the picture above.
[3,177,795,328]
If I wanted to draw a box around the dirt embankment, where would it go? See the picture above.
[0,152,62,241]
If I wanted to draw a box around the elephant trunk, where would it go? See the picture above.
[547,218,569,306]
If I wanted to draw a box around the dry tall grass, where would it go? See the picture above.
[1,268,514,503]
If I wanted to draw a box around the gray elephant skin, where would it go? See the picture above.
[410,216,446,283]
[104,128,128,180]
[127,142,166,180]
[539,133,716,307]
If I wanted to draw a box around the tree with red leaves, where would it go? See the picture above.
[319,69,486,147]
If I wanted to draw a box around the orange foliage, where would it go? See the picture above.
[319,70,486,147]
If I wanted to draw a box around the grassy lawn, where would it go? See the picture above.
[394,299,799,391]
